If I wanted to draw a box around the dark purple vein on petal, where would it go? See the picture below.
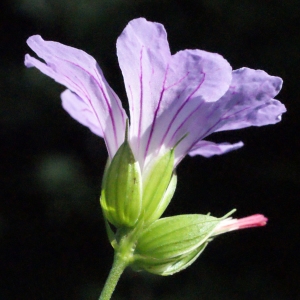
[137,47,144,152]
[63,73,114,156]
[186,105,252,156]
[112,89,126,138]
[143,64,170,160]
[169,101,204,147]
[94,68,126,123]
[91,66,119,154]
[158,86,188,147]
[60,72,112,155]
[177,86,251,156]
[161,72,206,148]
[165,72,189,90]
[50,54,120,157]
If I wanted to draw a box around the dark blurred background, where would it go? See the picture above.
[0,0,299,299]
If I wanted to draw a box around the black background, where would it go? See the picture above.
[0,1,299,299]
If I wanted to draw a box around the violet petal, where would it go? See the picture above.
[214,67,286,132]
[186,68,286,160]
[188,140,244,158]
[117,18,232,168]
[61,89,103,136]
[25,35,127,158]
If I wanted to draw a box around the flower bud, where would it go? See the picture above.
[132,214,222,275]
[100,136,142,228]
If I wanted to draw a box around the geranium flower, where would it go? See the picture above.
[25,18,286,173]
[25,18,286,290]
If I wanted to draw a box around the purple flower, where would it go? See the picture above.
[25,18,286,170]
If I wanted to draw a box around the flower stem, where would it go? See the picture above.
[99,253,128,300]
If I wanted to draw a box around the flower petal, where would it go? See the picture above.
[61,90,103,136]
[117,18,232,168]
[25,35,127,158]
[184,68,286,162]
[214,67,286,132]
[188,140,244,158]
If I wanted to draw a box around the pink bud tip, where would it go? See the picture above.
[214,214,268,235]
[233,214,268,229]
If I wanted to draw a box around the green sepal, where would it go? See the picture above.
[142,149,176,223]
[100,129,142,228]
[133,242,208,276]
[145,172,177,224]
[135,214,219,258]
[104,218,118,249]
[132,214,222,275]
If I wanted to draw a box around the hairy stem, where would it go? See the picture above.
[99,253,128,300]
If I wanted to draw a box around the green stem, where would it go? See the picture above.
[99,253,128,300]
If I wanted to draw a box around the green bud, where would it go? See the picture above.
[132,214,221,275]
[100,133,142,228]
[142,149,176,223]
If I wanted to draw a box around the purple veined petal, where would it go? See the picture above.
[61,89,103,136]
[213,67,286,132]
[176,67,286,163]
[117,18,232,169]
[25,36,127,158]
[188,140,244,158]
